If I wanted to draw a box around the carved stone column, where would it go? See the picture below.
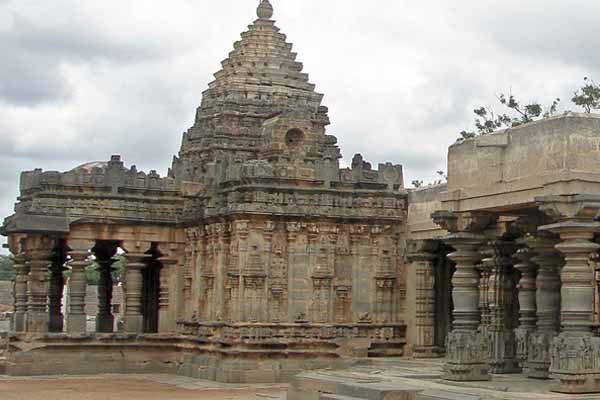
[433,210,496,382]
[477,247,492,334]
[158,243,183,333]
[48,244,67,333]
[97,260,114,332]
[513,243,538,370]
[525,234,561,379]
[122,242,151,333]
[11,253,28,332]
[94,242,118,333]
[66,241,93,334]
[407,240,439,358]
[25,235,55,333]
[443,233,489,381]
[549,223,600,392]
[484,240,519,374]
[538,196,600,394]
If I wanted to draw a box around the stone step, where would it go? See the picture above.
[0,357,7,375]
[336,382,419,400]
[320,393,366,400]
[289,371,421,400]
[416,390,480,400]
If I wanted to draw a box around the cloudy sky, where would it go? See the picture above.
[1,0,599,252]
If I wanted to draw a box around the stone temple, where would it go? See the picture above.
[4,1,600,398]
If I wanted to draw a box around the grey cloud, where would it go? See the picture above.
[1,0,600,238]
[0,2,175,106]
[454,1,600,70]
[0,41,71,105]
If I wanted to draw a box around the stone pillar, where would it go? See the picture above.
[484,240,519,374]
[67,241,92,334]
[94,242,118,333]
[11,254,28,332]
[407,240,439,358]
[513,243,538,370]
[122,242,151,334]
[25,235,55,333]
[48,246,67,333]
[97,261,114,332]
[444,233,489,381]
[158,243,182,333]
[432,210,496,382]
[537,196,600,393]
[477,255,492,333]
[547,222,600,393]
[525,234,561,379]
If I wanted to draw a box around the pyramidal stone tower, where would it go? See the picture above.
[171,0,338,186]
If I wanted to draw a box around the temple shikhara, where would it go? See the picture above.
[4,1,600,397]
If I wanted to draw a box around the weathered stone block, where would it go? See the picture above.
[550,335,600,394]
[444,331,490,381]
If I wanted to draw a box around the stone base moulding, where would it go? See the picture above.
[550,335,600,394]
[527,331,556,379]
[443,330,491,381]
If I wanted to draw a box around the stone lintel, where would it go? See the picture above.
[537,194,600,223]
[432,210,496,234]
[406,239,439,262]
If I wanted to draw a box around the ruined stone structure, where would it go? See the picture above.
[4,1,600,396]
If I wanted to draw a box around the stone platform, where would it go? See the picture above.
[288,358,600,400]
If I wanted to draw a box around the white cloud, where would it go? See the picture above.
[1,0,599,253]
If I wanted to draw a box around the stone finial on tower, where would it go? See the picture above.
[257,0,274,20]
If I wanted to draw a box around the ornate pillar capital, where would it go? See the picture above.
[537,194,600,223]
[432,210,497,234]
[406,239,438,263]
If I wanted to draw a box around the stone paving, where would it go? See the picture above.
[289,359,600,400]
[0,374,288,400]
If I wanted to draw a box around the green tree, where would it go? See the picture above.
[459,91,560,140]
[572,77,600,113]
[0,255,16,281]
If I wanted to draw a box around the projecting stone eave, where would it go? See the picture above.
[1,213,70,236]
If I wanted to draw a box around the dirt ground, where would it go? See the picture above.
[0,374,288,400]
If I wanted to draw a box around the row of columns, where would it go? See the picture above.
[433,199,600,394]
[10,236,176,336]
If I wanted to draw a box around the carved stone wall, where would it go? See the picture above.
[184,220,405,327]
